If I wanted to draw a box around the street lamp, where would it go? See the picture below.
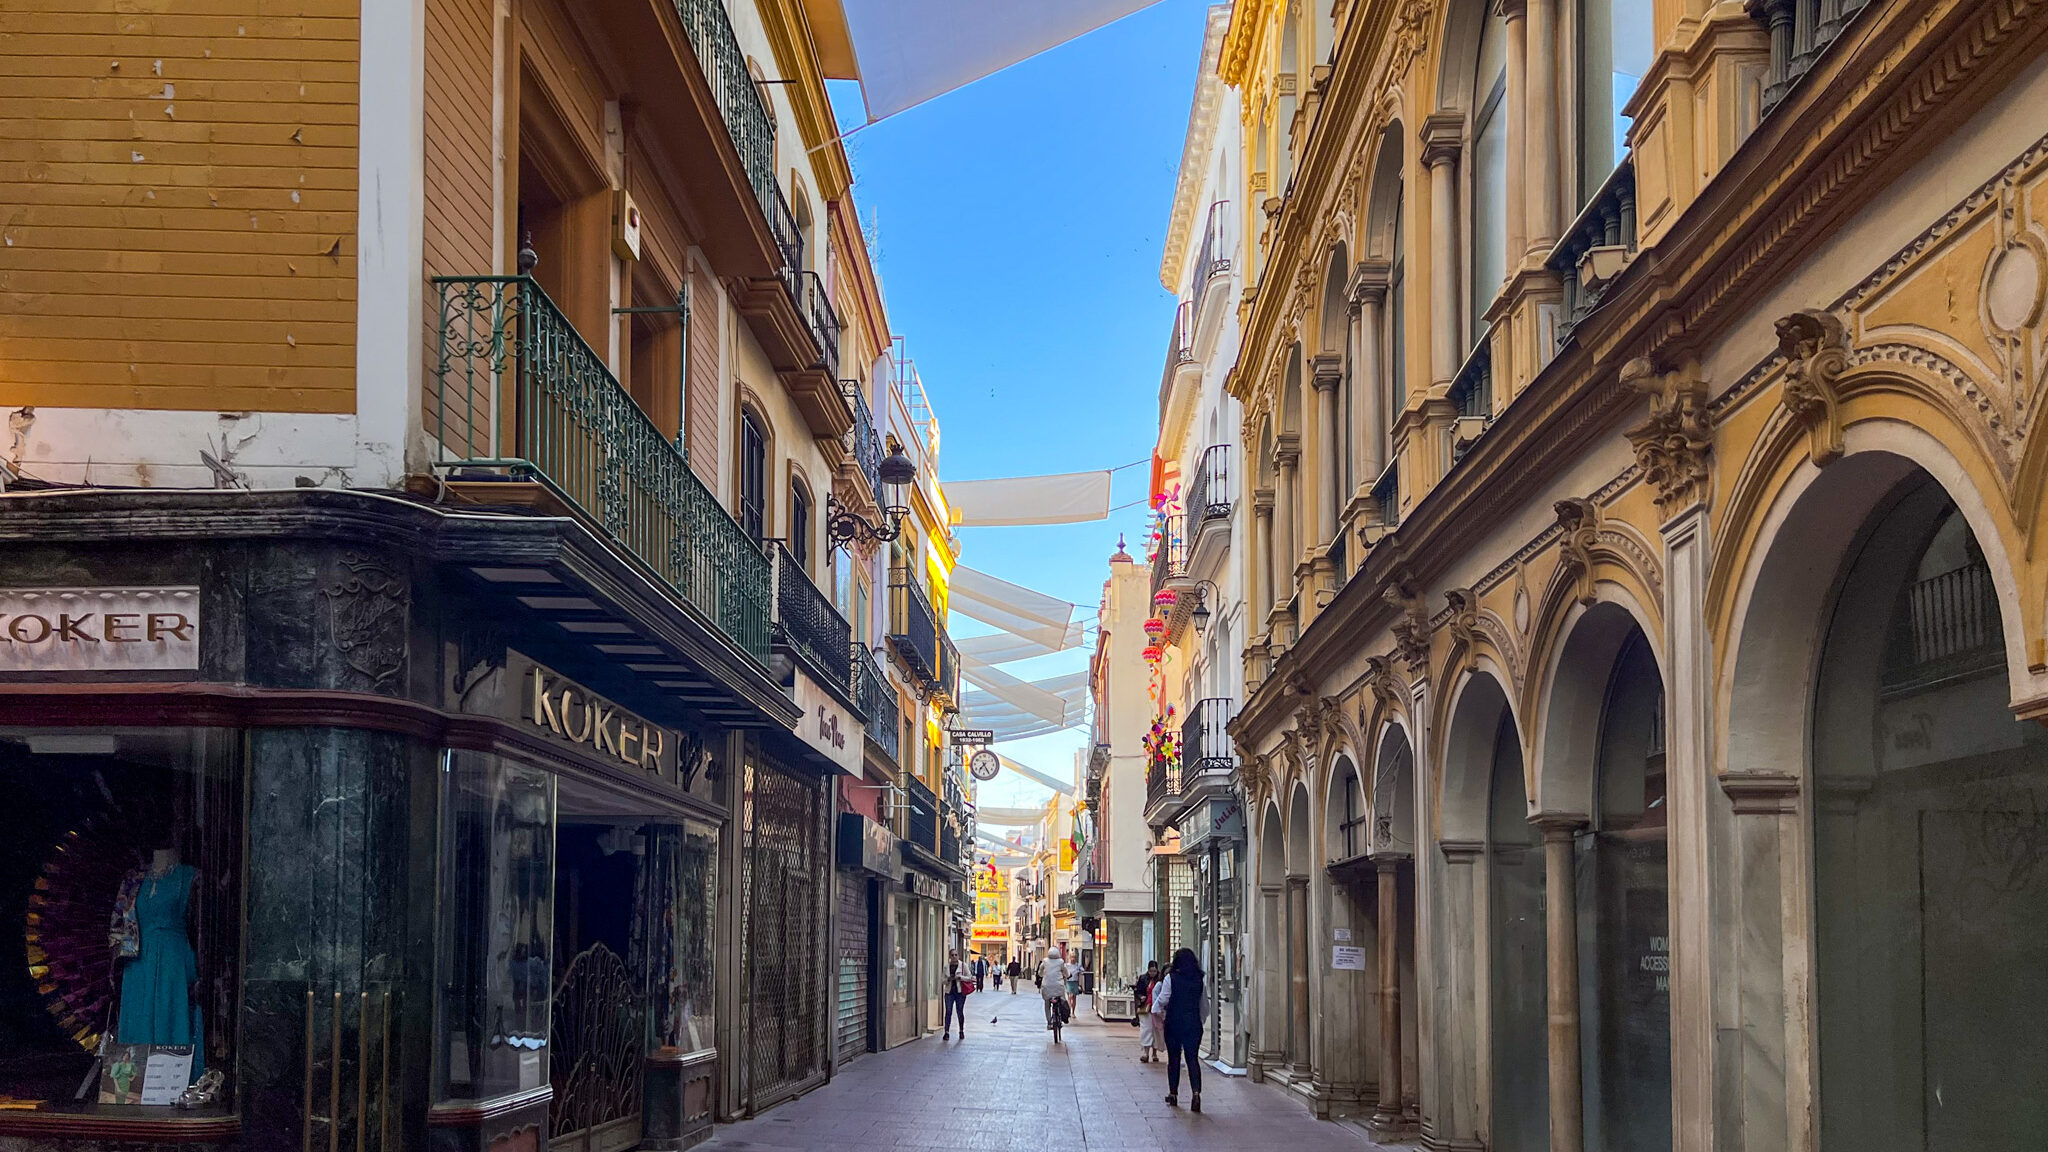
[1188,579,1220,633]
[827,445,917,546]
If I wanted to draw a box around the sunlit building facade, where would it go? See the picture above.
[1215,0,2048,1148]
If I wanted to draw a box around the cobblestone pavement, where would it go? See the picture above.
[698,990,1388,1152]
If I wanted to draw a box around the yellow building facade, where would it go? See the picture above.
[1217,0,2048,1149]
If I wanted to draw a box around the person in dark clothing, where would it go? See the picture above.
[942,950,968,1040]
[1006,957,1022,995]
[1153,947,1208,1111]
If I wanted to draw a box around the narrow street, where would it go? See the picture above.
[698,990,1382,1152]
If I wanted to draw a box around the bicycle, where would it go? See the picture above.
[1044,994,1065,1043]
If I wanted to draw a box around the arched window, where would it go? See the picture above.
[1578,0,1655,202]
[738,409,768,542]
[1469,7,1509,343]
[788,476,811,572]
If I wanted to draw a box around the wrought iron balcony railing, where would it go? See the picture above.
[1370,460,1399,528]
[1188,444,1232,524]
[770,541,852,694]
[674,0,775,206]
[1182,698,1235,776]
[1145,752,1183,815]
[855,644,899,762]
[1889,560,2001,686]
[765,183,803,291]
[1548,161,1637,348]
[935,628,959,708]
[1749,0,1870,113]
[1173,299,1196,367]
[1196,200,1232,289]
[905,775,939,854]
[841,379,883,499]
[889,564,941,688]
[795,270,842,378]
[431,276,770,662]
[1150,513,1187,605]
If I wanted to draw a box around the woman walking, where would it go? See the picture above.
[1152,948,1208,1112]
[1133,959,1162,1063]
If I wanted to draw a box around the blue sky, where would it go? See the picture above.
[828,0,1215,813]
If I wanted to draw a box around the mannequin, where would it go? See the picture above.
[114,845,202,1078]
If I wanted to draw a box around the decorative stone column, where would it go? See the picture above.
[1432,839,1486,1149]
[1524,0,1560,254]
[1312,354,1342,549]
[1502,0,1528,262]
[1289,876,1312,1077]
[1253,880,1290,1081]
[1352,261,1390,507]
[1275,435,1301,611]
[1537,815,1586,1152]
[1373,857,1405,1129]
[1252,487,1276,626]
[1720,772,1806,1152]
[1421,114,1465,388]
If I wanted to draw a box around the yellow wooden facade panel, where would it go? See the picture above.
[0,0,361,415]
[420,0,495,457]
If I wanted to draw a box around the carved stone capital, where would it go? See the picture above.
[1365,653,1404,709]
[1554,497,1600,607]
[1621,357,1713,514]
[1388,0,1435,80]
[1420,112,1465,169]
[1350,258,1392,309]
[1385,580,1432,675]
[1274,433,1303,468]
[1775,309,1849,466]
[1721,771,1801,814]
[1444,587,1480,652]
[1310,352,1344,391]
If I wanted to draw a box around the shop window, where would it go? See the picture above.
[639,822,718,1057]
[0,728,241,1113]
[1486,706,1549,1152]
[435,751,555,1103]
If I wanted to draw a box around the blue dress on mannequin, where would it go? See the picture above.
[116,862,203,1076]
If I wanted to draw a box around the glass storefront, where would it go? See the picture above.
[0,727,242,1114]
[885,891,916,1046]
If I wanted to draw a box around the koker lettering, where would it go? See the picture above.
[530,666,667,775]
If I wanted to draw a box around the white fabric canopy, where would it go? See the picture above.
[949,565,1078,650]
[960,672,1089,742]
[842,0,1161,123]
[976,805,1052,826]
[961,661,1083,727]
[955,623,1086,663]
[947,471,1112,527]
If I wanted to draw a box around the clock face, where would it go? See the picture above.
[970,749,1001,781]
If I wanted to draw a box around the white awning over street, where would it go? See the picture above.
[840,0,1162,122]
[947,470,1112,527]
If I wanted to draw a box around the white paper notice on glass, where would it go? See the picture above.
[138,1050,195,1105]
[1331,945,1367,972]
[1333,928,1352,942]
[519,1050,542,1091]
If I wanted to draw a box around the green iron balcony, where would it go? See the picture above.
[431,275,771,664]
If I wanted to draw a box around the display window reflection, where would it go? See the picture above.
[435,751,555,1103]
[0,727,241,1114]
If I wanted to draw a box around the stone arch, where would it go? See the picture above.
[1287,776,1314,876]
[1436,662,1519,843]
[1528,587,1665,816]
[1371,722,1418,858]
[1714,417,2047,1149]
[1325,749,1368,862]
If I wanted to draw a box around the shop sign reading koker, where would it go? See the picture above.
[0,587,200,672]
[520,659,679,783]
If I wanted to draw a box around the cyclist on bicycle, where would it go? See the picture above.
[1038,944,1070,1032]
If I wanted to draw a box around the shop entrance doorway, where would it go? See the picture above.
[549,780,656,1152]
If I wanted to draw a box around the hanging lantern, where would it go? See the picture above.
[1142,644,1163,663]
[1143,616,1166,638]
[1153,588,1179,610]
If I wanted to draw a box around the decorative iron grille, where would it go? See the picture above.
[795,270,842,377]
[549,942,645,1149]
[888,565,940,688]
[904,776,938,854]
[741,761,826,1110]
[1151,513,1187,604]
[431,276,771,662]
[1196,200,1232,288]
